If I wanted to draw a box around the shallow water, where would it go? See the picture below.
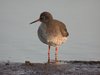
[0,36,100,63]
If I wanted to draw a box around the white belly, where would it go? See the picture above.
[38,23,67,47]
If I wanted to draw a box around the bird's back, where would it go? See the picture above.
[48,20,69,37]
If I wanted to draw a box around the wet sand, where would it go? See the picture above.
[0,60,100,75]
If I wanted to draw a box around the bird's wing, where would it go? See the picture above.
[59,22,69,37]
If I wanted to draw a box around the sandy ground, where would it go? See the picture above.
[0,61,100,75]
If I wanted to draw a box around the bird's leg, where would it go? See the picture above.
[55,47,58,63]
[48,45,50,63]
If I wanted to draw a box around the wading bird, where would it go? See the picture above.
[30,12,69,63]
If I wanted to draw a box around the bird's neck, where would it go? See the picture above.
[46,19,54,25]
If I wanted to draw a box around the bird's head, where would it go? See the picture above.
[30,11,53,24]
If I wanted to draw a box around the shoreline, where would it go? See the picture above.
[0,60,100,75]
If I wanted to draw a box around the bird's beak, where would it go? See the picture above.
[30,19,40,24]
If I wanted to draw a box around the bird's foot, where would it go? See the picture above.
[55,59,59,64]
[47,59,50,64]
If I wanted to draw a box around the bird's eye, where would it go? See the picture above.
[40,16,46,20]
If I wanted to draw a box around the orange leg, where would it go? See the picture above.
[48,45,50,63]
[55,47,58,63]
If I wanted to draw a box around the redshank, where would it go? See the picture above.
[30,11,69,63]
